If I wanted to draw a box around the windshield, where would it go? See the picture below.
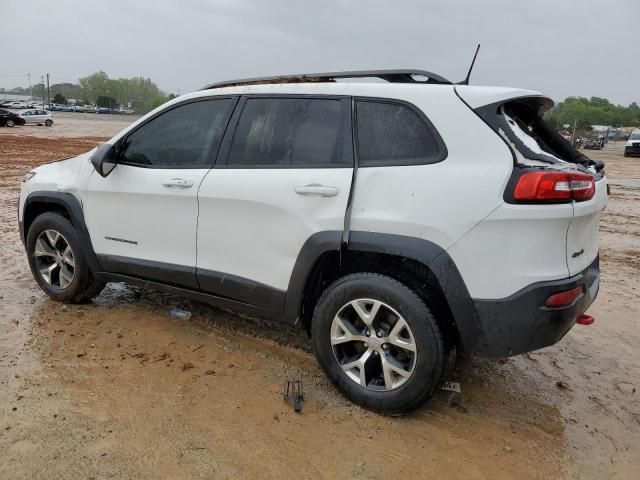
[630,133,640,140]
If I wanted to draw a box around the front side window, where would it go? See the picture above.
[355,100,445,167]
[227,97,351,167]
[121,98,234,168]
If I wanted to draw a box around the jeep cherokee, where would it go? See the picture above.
[19,70,607,413]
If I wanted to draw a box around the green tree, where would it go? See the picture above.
[546,96,640,129]
[52,93,67,104]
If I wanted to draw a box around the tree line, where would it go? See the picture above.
[6,71,175,113]
[545,96,640,129]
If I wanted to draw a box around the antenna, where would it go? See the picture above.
[459,44,481,85]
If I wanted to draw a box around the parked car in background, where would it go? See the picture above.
[84,105,97,113]
[19,109,53,126]
[5,101,28,109]
[0,109,26,127]
[584,138,605,150]
[625,129,640,157]
[71,105,86,113]
[97,107,114,114]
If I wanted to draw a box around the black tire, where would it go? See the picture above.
[26,212,105,303]
[6,119,14,127]
[311,273,445,414]
[45,119,52,127]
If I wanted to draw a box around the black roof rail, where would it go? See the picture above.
[202,69,453,90]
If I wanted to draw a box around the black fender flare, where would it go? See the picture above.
[21,191,103,274]
[285,230,481,352]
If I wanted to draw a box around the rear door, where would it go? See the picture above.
[196,96,353,308]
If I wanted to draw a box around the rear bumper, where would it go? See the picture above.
[471,256,599,357]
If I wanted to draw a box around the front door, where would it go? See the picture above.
[197,96,354,309]
[85,97,237,288]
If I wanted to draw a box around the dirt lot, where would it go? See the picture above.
[0,119,638,479]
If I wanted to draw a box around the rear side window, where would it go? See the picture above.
[355,100,446,167]
[226,98,352,167]
[121,98,234,168]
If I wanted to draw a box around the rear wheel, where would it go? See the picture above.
[311,273,446,413]
[45,119,52,127]
[26,212,105,302]
[6,119,14,127]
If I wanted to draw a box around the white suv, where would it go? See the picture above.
[18,70,607,412]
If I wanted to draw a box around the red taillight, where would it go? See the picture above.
[513,171,595,203]
[545,286,584,308]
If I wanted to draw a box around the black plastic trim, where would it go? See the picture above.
[96,272,278,320]
[472,256,599,357]
[284,231,343,321]
[197,268,285,311]
[345,231,480,349]
[22,192,102,273]
[202,69,453,90]
[97,254,199,290]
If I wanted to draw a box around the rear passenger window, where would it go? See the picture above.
[355,100,445,167]
[227,98,351,167]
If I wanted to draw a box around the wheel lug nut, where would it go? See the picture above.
[373,351,379,356]
[376,331,383,338]
[365,329,371,337]
[363,342,368,348]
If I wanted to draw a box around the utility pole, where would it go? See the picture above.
[41,76,45,109]
[46,73,50,108]
[28,73,33,100]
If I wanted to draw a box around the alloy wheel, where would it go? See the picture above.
[330,298,417,391]
[34,229,75,289]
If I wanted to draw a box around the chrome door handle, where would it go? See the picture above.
[295,184,339,197]
[163,178,193,188]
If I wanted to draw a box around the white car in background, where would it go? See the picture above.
[6,101,28,109]
[20,109,53,126]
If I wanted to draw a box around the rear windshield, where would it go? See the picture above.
[483,99,598,172]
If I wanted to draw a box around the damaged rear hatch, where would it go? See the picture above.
[457,87,608,276]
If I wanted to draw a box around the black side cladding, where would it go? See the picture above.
[22,192,102,273]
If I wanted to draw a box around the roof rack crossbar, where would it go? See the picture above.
[202,69,452,90]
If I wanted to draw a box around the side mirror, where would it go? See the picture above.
[91,143,118,177]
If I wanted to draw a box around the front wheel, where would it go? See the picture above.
[311,273,446,413]
[26,212,105,302]
[45,119,53,126]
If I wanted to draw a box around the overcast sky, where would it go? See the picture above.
[2,0,638,105]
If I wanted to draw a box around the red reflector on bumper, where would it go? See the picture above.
[577,314,594,325]
[545,286,584,308]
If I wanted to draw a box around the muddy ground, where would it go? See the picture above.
[0,119,638,479]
